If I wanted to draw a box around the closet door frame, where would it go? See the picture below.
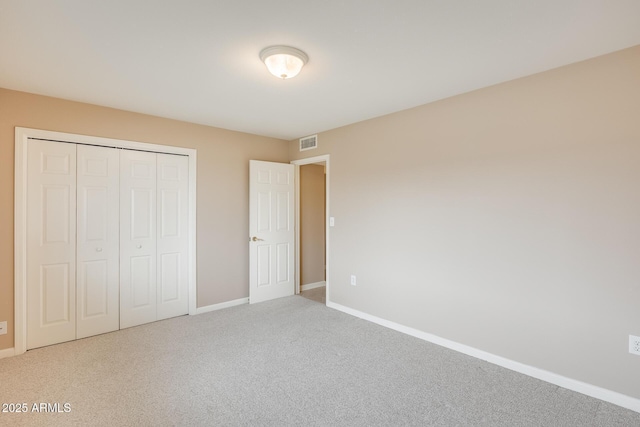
[14,127,197,356]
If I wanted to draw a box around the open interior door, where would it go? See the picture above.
[249,160,295,304]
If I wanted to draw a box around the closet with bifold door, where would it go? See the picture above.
[26,139,189,350]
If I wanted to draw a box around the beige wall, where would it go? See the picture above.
[0,88,289,351]
[290,45,640,399]
[300,164,325,285]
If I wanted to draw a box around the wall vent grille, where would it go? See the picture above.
[299,135,318,151]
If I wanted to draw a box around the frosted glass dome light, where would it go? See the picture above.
[260,46,308,79]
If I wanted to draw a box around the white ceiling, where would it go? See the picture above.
[1,1,639,140]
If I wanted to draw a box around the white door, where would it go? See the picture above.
[76,145,120,338]
[156,153,189,320]
[23,135,192,348]
[249,160,295,304]
[120,150,157,328]
[26,140,77,349]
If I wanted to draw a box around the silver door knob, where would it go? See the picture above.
[251,236,264,242]
[96,247,103,252]
[137,245,142,249]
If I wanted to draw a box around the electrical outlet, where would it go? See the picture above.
[630,335,640,356]
[0,321,7,335]
[350,275,357,286]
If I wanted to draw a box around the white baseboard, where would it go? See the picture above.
[301,281,326,292]
[327,301,640,414]
[194,297,249,315]
[0,347,16,359]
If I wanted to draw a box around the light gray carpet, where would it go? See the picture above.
[300,285,326,304]
[1,296,638,426]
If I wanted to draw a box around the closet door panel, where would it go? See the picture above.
[120,150,157,328]
[26,140,77,349]
[76,145,120,339]
[157,154,189,320]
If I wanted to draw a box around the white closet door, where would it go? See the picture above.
[156,154,189,320]
[120,150,157,328]
[76,145,120,338]
[26,140,77,349]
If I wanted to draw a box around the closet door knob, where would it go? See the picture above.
[96,247,103,252]
[137,245,142,249]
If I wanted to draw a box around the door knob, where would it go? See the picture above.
[96,247,103,252]
[251,236,264,242]
[137,245,142,249]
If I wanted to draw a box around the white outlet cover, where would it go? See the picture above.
[629,335,640,355]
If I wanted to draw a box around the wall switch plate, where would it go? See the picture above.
[350,275,357,286]
[329,217,335,227]
[0,321,7,335]
[630,335,640,356]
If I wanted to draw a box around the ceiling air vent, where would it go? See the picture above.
[299,134,318,151]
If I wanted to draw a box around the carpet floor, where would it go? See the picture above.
[0,295,638,426]
[300,285,326,304]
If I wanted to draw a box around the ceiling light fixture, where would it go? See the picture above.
[259,46,308,79]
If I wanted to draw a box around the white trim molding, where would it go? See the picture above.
[14,127,198,356]
[291,154,330,304]
[0,347,16,359]
[194,298,249,315]
[300,281,326,292]
[327,301,640,414]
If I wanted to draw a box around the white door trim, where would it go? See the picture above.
[14,127,197,355]
[291,155,330,304]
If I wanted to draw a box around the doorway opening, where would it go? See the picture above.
[292,155,330,305]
